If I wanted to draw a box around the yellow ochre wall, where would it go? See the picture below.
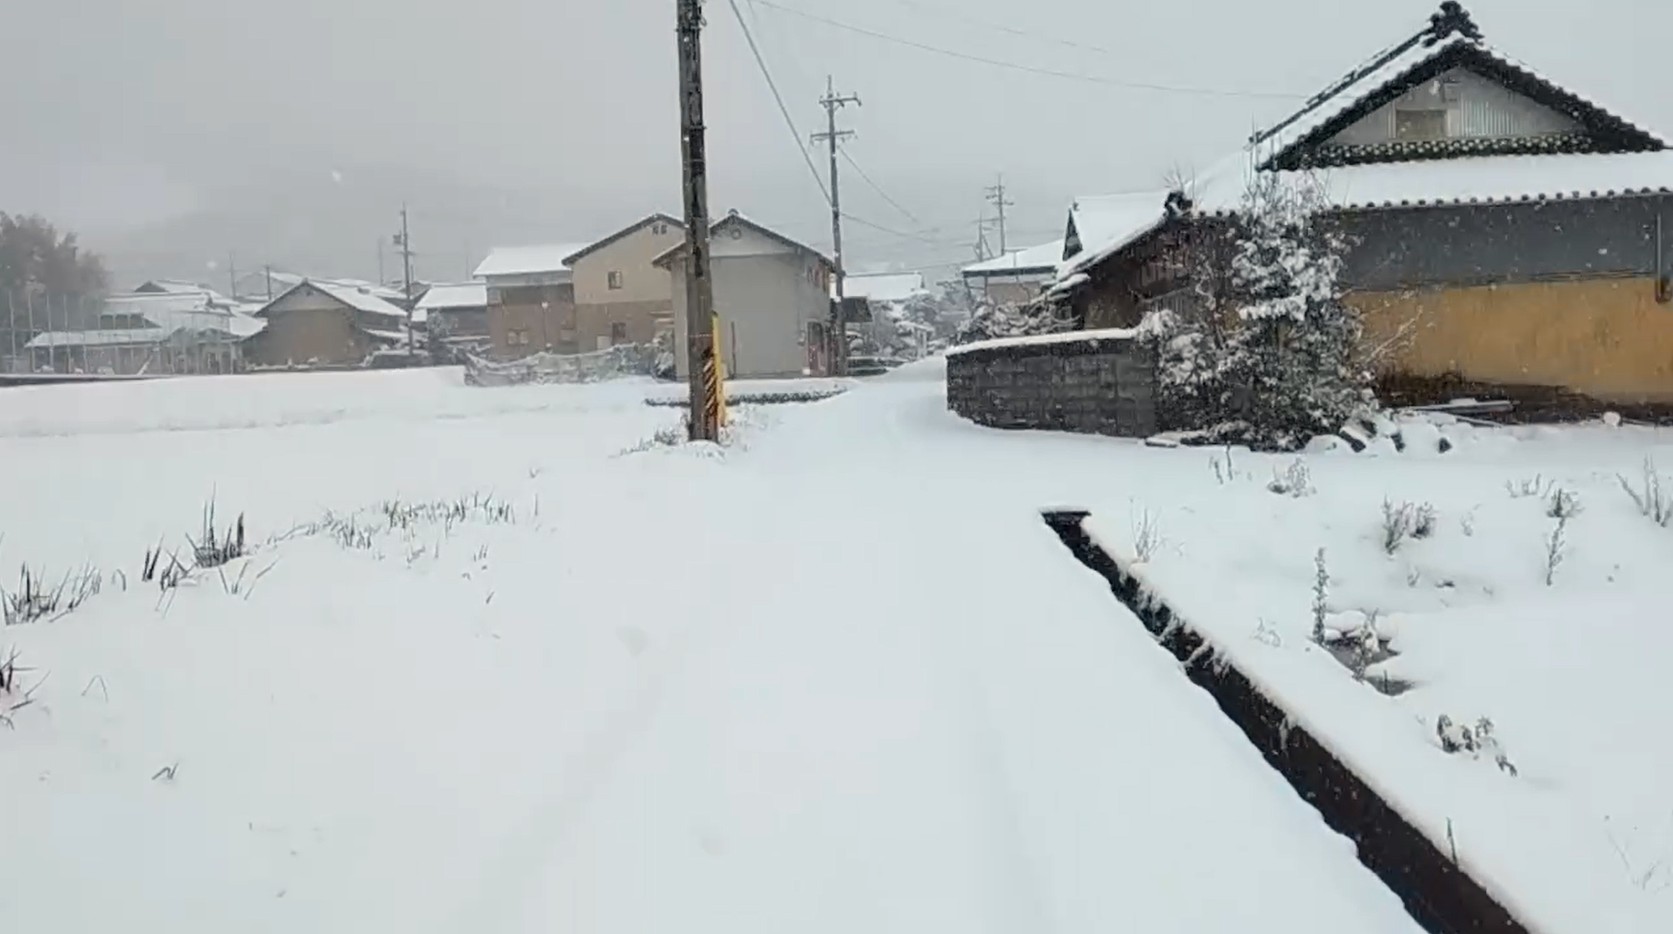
[1352,277,1673,403]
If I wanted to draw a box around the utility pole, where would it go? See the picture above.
[228,252,238,300]
[395,205,415,356]
[264,265,274,301]
[813,75,860,376]
[677,0,719,441]
[985,176,1014,254]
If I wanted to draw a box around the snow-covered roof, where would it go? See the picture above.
[227,313,266,338]
[415,281,488,311]
[1205,149,1673,213]
[473,243,593,279]
[963,240,1066,278]
[1059,192,1174,277]
[845,272,928,304]
[136,280,234,305]
[255,272,407,303]
[25,328,172,349]
[1253,4,1663,170]
[308,280,410,322]
[652,213,833,268]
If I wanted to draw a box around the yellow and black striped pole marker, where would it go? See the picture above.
[709,311,728,428]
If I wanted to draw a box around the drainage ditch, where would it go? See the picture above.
[1041,509,1527,934]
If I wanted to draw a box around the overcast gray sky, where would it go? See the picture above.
[2,0,1664,286]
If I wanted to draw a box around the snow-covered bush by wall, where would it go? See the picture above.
[953,294,1075,346]
[1150,171,1372,450]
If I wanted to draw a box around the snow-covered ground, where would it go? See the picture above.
[0,365,1421,932]
[1078,415,1673,933]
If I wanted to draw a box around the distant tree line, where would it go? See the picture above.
[0,213,109,344]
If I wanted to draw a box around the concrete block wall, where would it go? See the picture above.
[946,333,1158,438]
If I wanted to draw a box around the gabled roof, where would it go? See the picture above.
[962,240,1066,278]
[472,243,594,279]
[651,213,834,269]
[256,280,409,323]
[562,213,684,266]
[1254,2,1664,170]
[414,281,488,312]
[845,272,929,304]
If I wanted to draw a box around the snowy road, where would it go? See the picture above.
[0,367,1418,932]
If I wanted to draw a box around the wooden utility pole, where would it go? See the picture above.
[395,205,416,356]
[264,265,274,301]
[677,0,720,441]
[813,76,860,376]
[227,252,238,301]
[985,176,1014,254]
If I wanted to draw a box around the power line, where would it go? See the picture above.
[839,149,924,226]
[751,0,1305,100]
[724,0,832,205]
[877,0,1125,59]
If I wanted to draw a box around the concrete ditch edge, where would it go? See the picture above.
[1041,509,1528,934]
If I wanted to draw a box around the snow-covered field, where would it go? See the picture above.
[0,366,1424,932]
[1080,416,1673,932]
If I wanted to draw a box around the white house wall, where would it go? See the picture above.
[709,223,793,259]
[670,251,829,379]
[1327,67,1581,146]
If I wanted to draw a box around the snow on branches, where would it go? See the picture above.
[1149,171,1372,450]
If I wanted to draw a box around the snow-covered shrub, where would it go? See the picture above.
[952,292,1074,346]
[1150,171,1372,450]
[1435,714,1517,776]
[1619,458,1673,527]
[1267,458,1314,497]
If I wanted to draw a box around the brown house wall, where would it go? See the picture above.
[244,307,371,367]
[576,299,671,350]
[489,285,576,358]
[1354,277,1673,403]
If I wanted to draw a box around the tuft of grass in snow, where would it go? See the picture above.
[1546,487,1584,521]
[616,422,694,457]
[1380,500,1436,554]
[1436,714,1517,777]
[1544,513,1570,587]
[188,501,246,569]
[2,564,101,626]
[1507,474,1555,500]
[1266,458,1314,498]
[0,645,45,727]
[1130,506,1162,562]
[1619,458,1673,527]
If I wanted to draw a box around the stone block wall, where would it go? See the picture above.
[946,331,1158,438]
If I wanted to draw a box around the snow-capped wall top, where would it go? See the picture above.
[946,325,1142,358]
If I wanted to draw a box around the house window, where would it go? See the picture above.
[652,222,669,236]
[1395,108,1447,141]
[610,322,628,344]
[607,270,624,290]
[486,287,502,305]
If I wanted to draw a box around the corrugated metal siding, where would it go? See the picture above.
[1328,68,1580,146]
